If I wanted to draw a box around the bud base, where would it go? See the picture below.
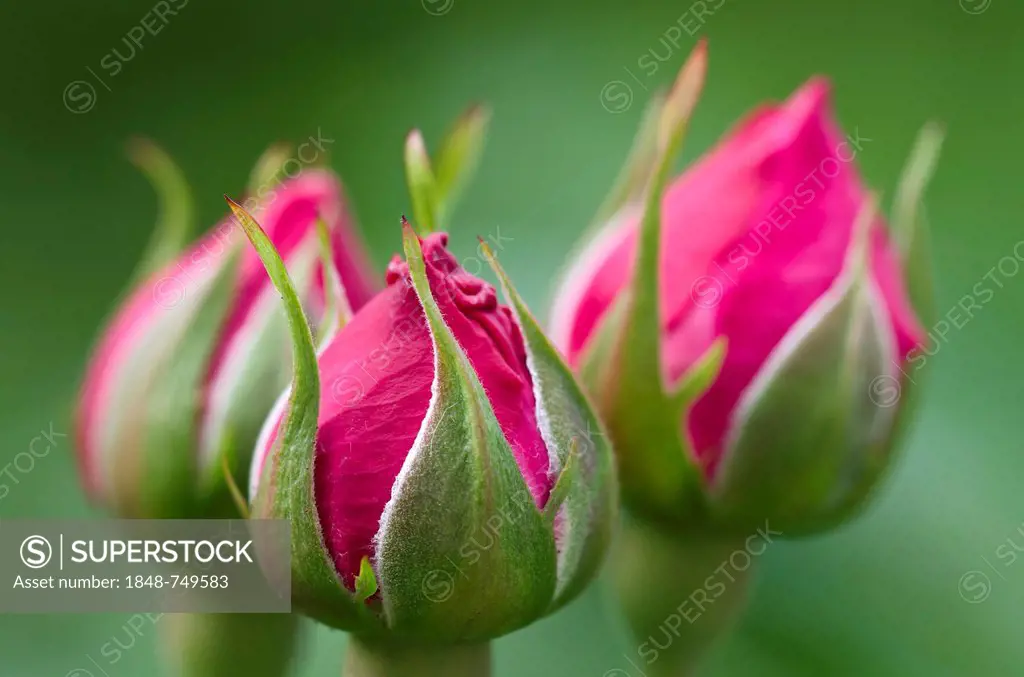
[344,636,490,677]
[612,514,754,676]
[161,612,300,677]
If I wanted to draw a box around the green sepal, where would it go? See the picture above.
[195,241,321,502]
[139,245,240,518]
[802,124,944,532]
[482,241,617,611]
[218,428,251,519]
[227,198,373,632]
[576,294,630,400]
[709,203,899,534]
[883,123,942,429]
[809,127,943,533]
[404,130,439,235]
[590,92,666,229]
[354,556,379,603]
[892,122,943,336]
[578,43,713,526]
[126,137,194,284]
[580,293,716,527]
[543,448,579,524]
[892,123,943,308]
[548,92,662,344]
[247,142,293,197]
[373,224,556,642]
[404,107,490,237]
[433,105,490,225]
[669,338,726,414]
[315,216,352,347]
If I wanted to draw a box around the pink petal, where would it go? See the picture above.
[554,95,792,364]
[75,227,226,499]
[310,233,551,590]
[666,79,924,474]
[77,170,379,505]
[313,281,435,590]
[552,77,925,481]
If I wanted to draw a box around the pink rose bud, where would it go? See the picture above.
[240,211,615,641]
[552,76,938,533]
[76,170,377,518]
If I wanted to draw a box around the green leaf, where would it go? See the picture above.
[127,137,194,284]
[374,224,556,642]
[226,197,371,632]
[404,130,439,235]
[482,240,617,612]
[433,104,490,224]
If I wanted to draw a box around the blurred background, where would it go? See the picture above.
[1,0,1021,674]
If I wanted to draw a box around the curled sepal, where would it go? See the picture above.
[226,197,371,631]
[578,41,711,525]
[481,241,617,611]
[709,203,899,534]
[127,137,195,284]
[373,224,556,642]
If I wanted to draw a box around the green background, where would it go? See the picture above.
[1,0,1021,674]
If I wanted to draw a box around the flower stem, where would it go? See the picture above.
[611,514,755,676]
[344,636,491,677]
[160,612,301,677]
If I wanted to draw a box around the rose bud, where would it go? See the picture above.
[76,164,377,519]
[551,57,940,534]
[235,200,615,650]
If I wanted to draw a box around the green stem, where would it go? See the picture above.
[344,636,490,677]
[611,514,755,676]
[160,612,301,677]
